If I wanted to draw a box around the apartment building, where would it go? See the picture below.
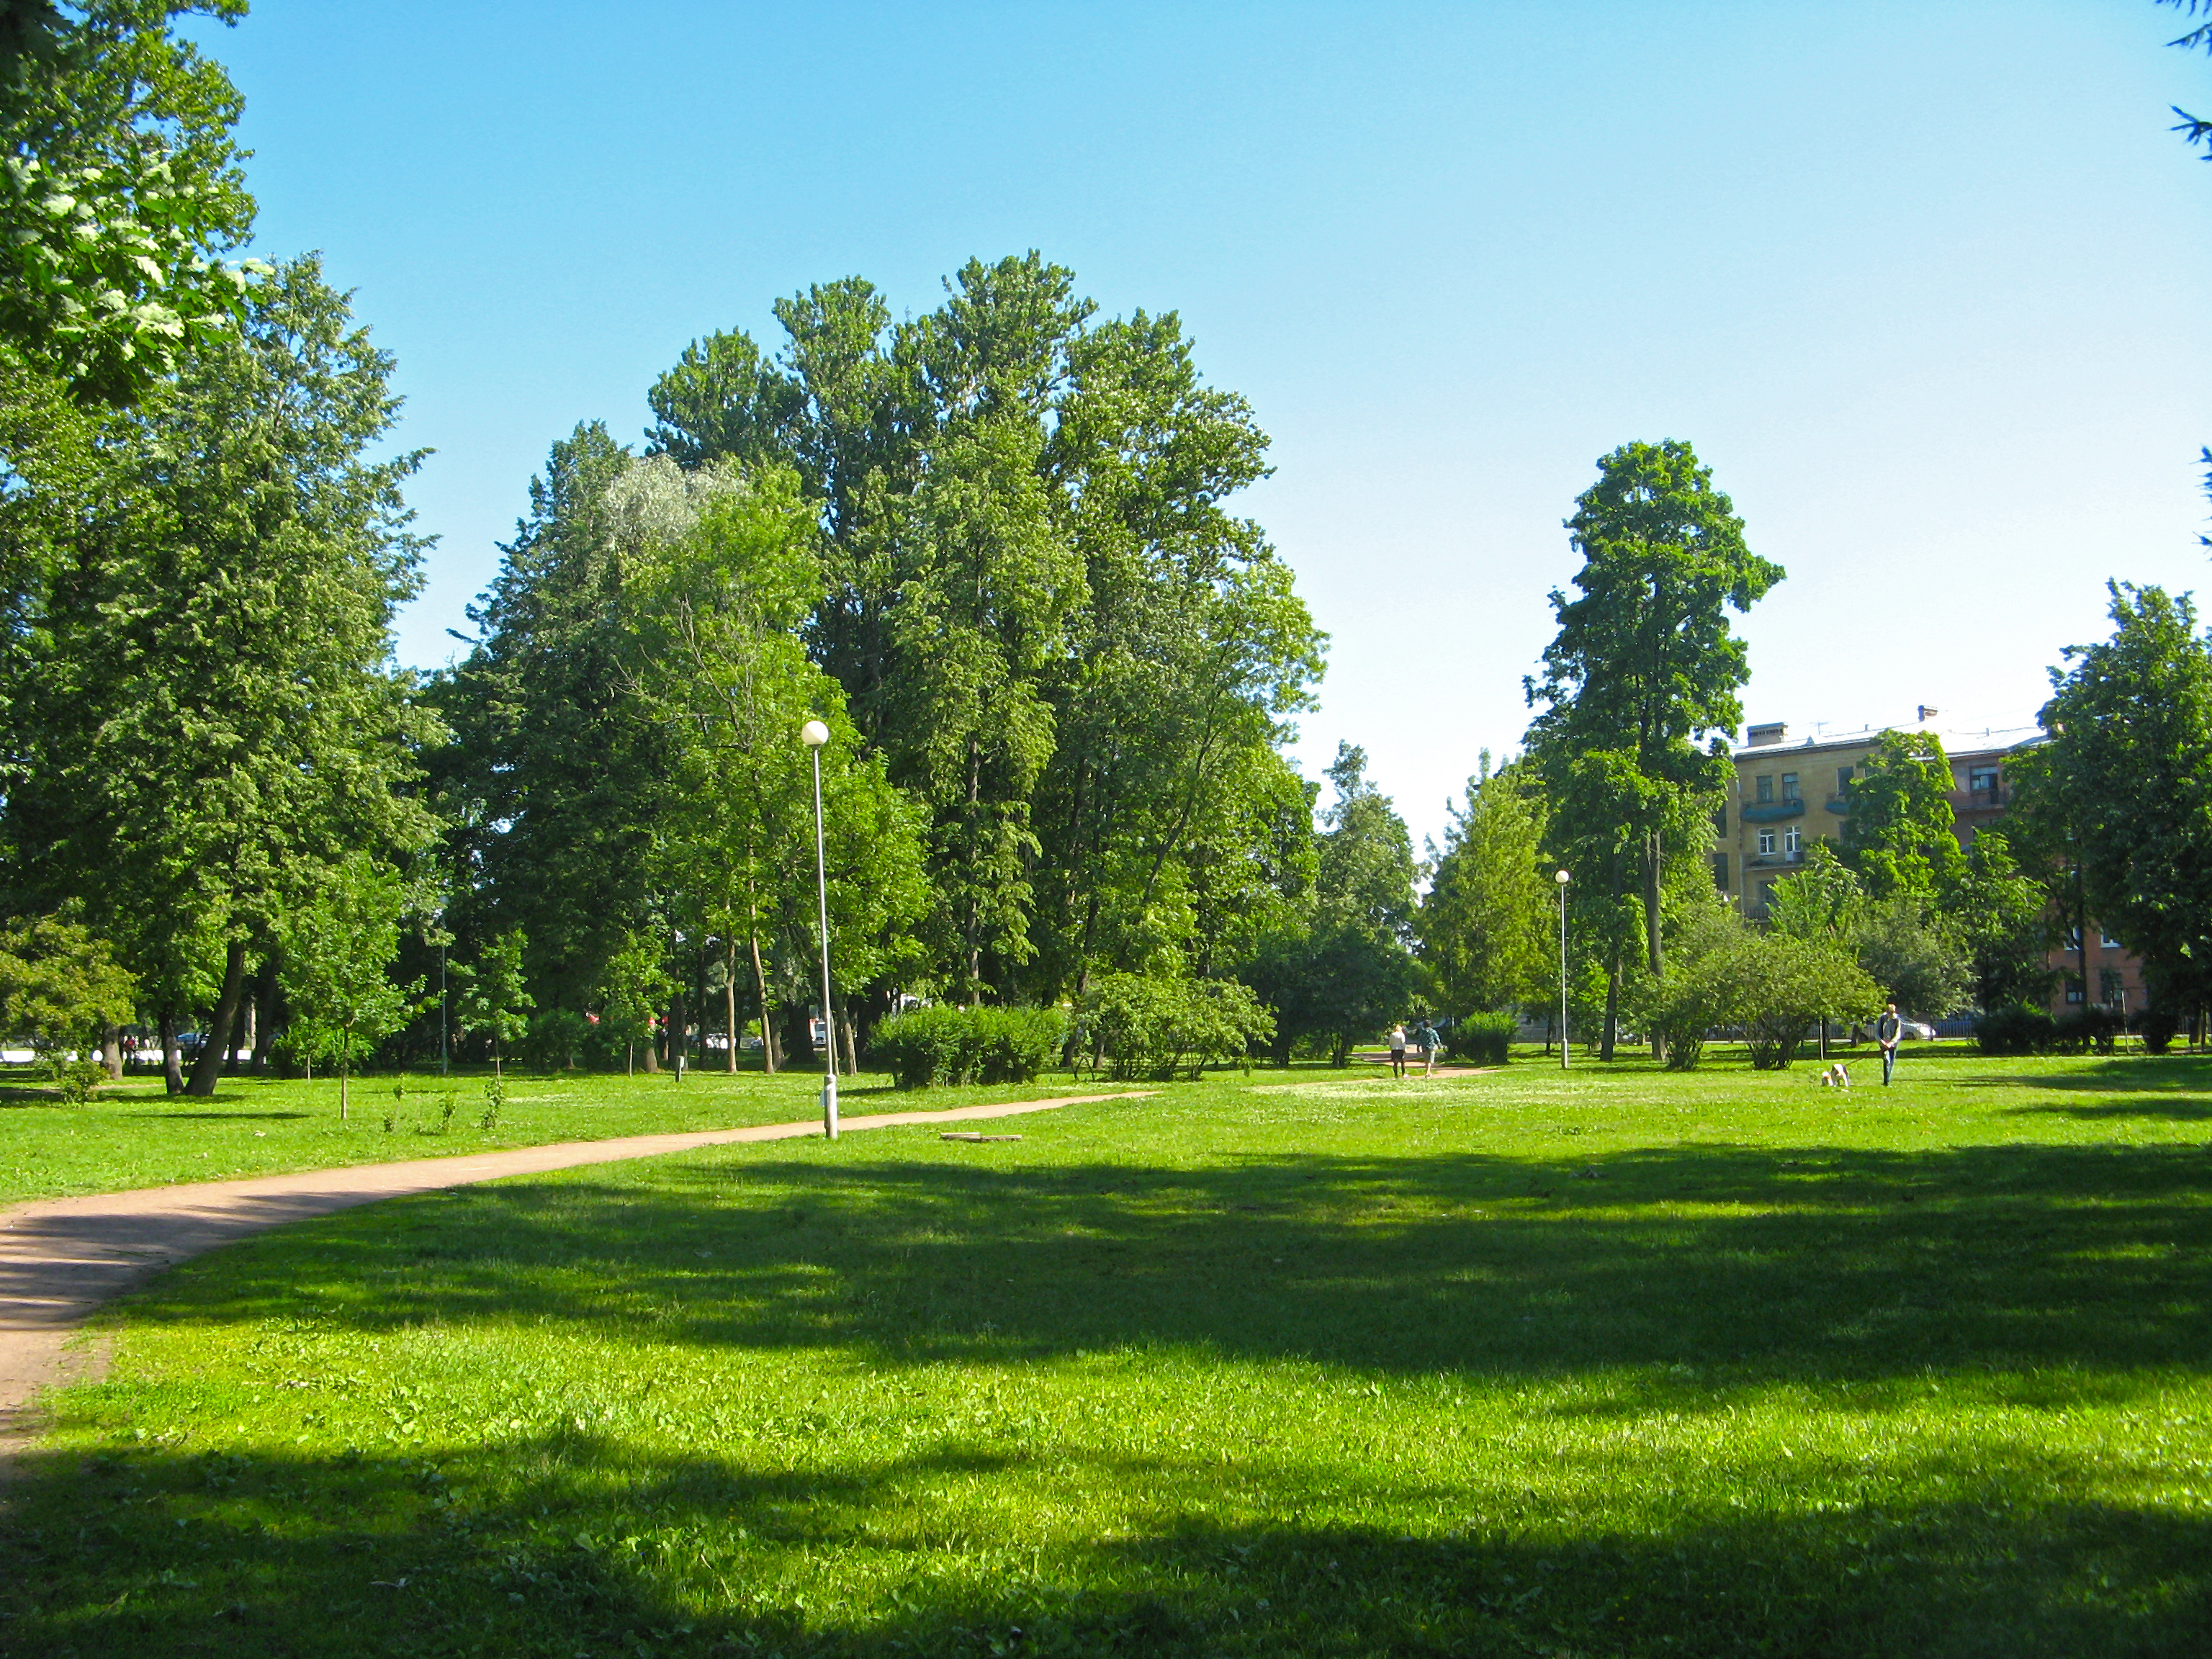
[1714,720,2136,1013]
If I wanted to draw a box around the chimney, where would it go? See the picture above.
[1745,722,1787,747]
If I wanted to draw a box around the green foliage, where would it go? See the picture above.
[479,1072,503,1132]
[454,931,534,1076]
[1977,1005,2125,1059]
[596,930,671,1073]
[1525,439,1781,1051]
[1444,1011,1516,1066]
[277,854,419,1118]
[1076,972,1274,1081]
[1951,829,2056,1010]
[47,1055,109,1103]
[0,1,259,402]
[1238,745,1421,1065]
[9,255,439,1096]
[0,913,135,1056]
[1850,894,1971,1020]
[867,1004,1067,1089]
[1840,730,1966,902]
[1640,904,1881,1071]
[2010,583,2212,1026]
[1420,758,1552,1020]
[523,1008,589,1071]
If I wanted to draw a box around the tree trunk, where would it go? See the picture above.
[229,989,255,1076]
[724,944,739,1074]
[101,1023,122,1082]
[186,938,248,1097]
[748,924,777,1075]
[783,1002,815,1068]
[161,1007,183,1094]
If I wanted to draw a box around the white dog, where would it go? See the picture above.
[1819,1062,1851,1089]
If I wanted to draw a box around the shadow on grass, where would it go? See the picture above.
[62,1137,2212,1390]
[145,1111,314,1123]
[3,1431,2207,1658]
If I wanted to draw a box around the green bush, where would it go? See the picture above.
[869,1004,1066,1089]
[48,1056,109,1103]
[1076,974,1275,1082]
[524,1008,590,1070]
[2051,1006,2126,1056]
[1973,1004,2058,1056]
[2141,1004,2179,1056]
[1444,1012,1516,1066]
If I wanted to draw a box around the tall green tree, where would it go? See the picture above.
[1525,439,1783,1056]
[8,254,439,1094]
[454,929,533,1079]
[1421,756,1552,1020]
[2010,583,2212,1026]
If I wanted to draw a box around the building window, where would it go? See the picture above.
[1969,765,2000,798]
[1713,805,1727,836]
[1783,827,1800,855]
[1781,773,1799,800]
[1837,765,1853,791]
[2065,927,2082,953]
[1755,775,1773,804]
[2101,931,2121,949]
[1758,880,1777,916]
[2066,981,2085,1004]
[2099,968,2125,1004]
[1758,830,1776,855]
[1712,853,1728,891]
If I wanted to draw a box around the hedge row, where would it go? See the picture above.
[868,1005,1066,1089]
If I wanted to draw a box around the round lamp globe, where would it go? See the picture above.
[800,720,830,748]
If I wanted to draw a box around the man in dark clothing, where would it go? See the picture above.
[1876,1002,1903,1086]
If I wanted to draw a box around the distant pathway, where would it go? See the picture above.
[0,1090,1148,1476]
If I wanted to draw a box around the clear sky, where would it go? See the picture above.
[193,1,2212,855]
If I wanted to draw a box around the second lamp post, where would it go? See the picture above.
[801,719,838,1141]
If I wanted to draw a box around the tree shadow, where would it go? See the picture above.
[73,1136,2212,1393]
[2,1431,2206,1657]
[145,1111,313,1123]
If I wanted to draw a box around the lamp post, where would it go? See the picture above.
[1555,868,1571,1070]
[801,719,837,1141]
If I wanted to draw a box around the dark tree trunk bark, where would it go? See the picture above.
[161,1007,183,1094]
[186,939,248,1097]
[101,1022,122,1082]
[251,956,281,1076]
[783,1003,815,1068]
[1645,830,1668,1065]
[747,920,777,1074]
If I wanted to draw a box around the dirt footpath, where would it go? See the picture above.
[0,1090,1147,1475]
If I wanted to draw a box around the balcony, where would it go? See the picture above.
[1740,798,1806,824]
[1824,794,1851,814]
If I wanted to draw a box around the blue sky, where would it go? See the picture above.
[196,1,2211,852]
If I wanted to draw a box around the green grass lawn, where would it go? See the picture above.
[6,1051,2212,1656]
[0,1064,1130,1207]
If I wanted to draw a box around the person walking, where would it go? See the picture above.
[1388,1023,1408,1079]
[1876,1002,1902,1086]
[1416,1019,1442,1076]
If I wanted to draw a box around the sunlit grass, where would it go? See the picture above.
[5,1053,2211,1655]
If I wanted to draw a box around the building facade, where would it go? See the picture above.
[1715,721,2138,1015]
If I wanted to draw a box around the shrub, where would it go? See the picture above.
[869,1005,1066,1089]
[2051,1006,2126,1056]
[1973,1004,2057,1056]
[2141,1004,2179,1056]
[1445,1012,1516,1066]
[1076,974,1275,1082]
[524,1008,590,1070]
[48,1056,109,1103]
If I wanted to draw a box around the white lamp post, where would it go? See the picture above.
[801,719,837,1141]
[1555,868,1571,1071]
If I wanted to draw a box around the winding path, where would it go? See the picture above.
[0,1090,1147,1475]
